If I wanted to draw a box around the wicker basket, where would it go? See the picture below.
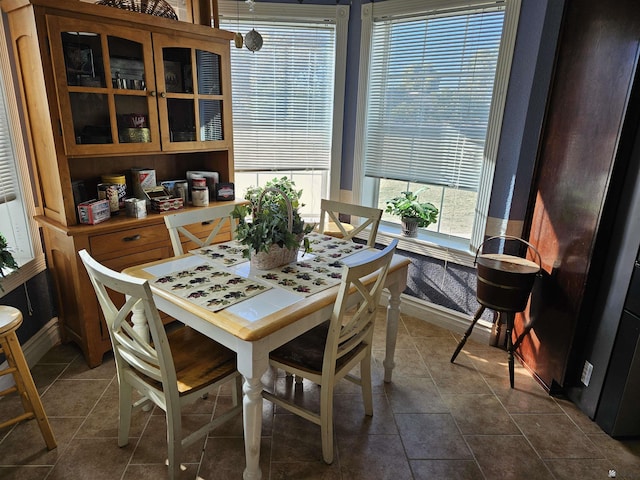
[95,0,179,20]
[250,187,302,270]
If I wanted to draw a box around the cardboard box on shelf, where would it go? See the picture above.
[143,186,184,212]
[77,199,111,225]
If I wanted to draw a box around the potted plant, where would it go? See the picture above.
[232,177,314,270]
[385,190,439,238]
[0,233,18,292]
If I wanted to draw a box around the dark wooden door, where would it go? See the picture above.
[518,0,640,391]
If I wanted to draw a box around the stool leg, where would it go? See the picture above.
[505,312,515,389]
[451,306,485,363]
[3,332,57,449]
[489,310,502,347]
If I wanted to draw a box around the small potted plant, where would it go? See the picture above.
[232,177,314,270]
[0,233,18,292]
[385,189,439,238]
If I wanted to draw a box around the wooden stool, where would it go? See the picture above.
[0,306,56,449]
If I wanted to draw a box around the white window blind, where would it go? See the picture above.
[0,88,18,205]
[0,63,33,269]
[0,10,45,293]
[220,19,336,172]
[364,7,505,191]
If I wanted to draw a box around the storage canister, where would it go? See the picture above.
[191,176,208,206]
[192,186,209,207]
[175,180,188,204]
[101,173,126,209]
[130,168,156,200]
[125,198,147,218]
[97,183,120,214]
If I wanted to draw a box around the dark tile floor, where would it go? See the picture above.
[1,309,640,479]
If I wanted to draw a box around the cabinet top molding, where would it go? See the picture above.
[0,0,234,41]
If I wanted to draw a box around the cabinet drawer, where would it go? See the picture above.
[90,224,170,260]
[100,246,171,273]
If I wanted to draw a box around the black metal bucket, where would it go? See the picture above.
[475,236,542,312]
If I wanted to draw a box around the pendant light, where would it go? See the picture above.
[244,0,263,52]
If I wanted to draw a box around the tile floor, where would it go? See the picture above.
[1,309,640,479]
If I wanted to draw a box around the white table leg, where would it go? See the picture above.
[242,376,263,480]
[130,298,150,344]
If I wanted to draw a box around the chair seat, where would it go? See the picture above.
[322,220,355,239]
[158,326,237,395]
[270,321,365,375]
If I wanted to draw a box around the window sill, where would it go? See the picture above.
[363,224,477,268]
[0,254,46,298]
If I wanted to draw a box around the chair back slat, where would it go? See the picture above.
[113,328,163,382]
[319,199,383,247]
[164,204,237,255]
[325,240,398,370]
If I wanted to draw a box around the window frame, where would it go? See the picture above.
[0,12,46,298]
[353,0,521,260]
[218,0,349,202]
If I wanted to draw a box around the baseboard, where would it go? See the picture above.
[381,292,492,344]
[0,317,61,391]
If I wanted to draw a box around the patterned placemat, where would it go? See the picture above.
[306,232,366,261]
[191,233,364,269]
[152,263,270,312]
[183,234,366,298]
[255,258,344,296]
[190,240,249,267]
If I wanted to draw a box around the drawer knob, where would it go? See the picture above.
[123,234,141,242]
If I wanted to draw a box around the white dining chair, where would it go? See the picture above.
[318,199,383,247]
[164,203,237,256]
[262,239,398,464]
[79,249,242,480]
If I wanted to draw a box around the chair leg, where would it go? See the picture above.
[117,381,133,447]
[361,351,373,416]
[165,404,183,480]
[320,383,334,464]
[232,374,243,407]
[234,375,242,405]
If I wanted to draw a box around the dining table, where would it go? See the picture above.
[123,235,411,480]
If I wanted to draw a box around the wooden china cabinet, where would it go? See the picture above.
[1,0,238,366]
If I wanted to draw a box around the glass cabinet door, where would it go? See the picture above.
[47,17,160,155]
[152,34,231,151]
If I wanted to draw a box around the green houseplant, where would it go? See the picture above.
[0,233,19,292]
[232,177,314,269]
[385,190,439,238]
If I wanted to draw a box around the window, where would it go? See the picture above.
[219,1,349,219]
[0,12,45,297]
[355,0,521,254]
